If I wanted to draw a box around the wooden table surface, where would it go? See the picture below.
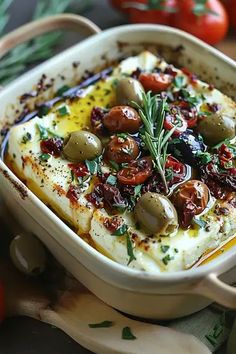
[0,1,235,353]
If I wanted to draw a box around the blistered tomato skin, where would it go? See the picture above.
[172,180,210,227]
[103,106,141,133]
[106,135,139,164]
[117,156,153,185]
[139,72,172,93]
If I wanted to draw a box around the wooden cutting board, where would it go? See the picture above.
[0,256,211,354]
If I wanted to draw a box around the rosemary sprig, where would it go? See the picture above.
[133,92,176,194]
[0,0,91,84]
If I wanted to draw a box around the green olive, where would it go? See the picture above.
[116,77,144,106]
[10,234,47,276]
[63,130,102,162]
[197,113,235,146]
[134,192,179,235]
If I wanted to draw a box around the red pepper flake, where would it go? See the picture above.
[181,67,198,85]
[40,138,63,157]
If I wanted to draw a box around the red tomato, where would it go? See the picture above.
[128,0,177,24]
[118,156,152,185]
[173,0,229,45]
[139,72,173,93]
[164,112,187,136]
[109,0,144,13]
[0,282,4,322]
[222,0,236,28]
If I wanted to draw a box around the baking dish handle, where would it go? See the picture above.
[0,13,101,59]
[195,273,236,309]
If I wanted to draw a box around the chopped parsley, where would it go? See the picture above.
[39,153,50,162]
[112,224,136,265]
[162,254,174,265]
[106,174,117,186]
[109,160,120,171]
[37,124,48,140]
[21,132,32,144]
[57,105,69,116]
[160,245,170,253]
[56,85,70,97]
[122,327,137,340]
[117,133,128,140]
[112,223,128,236]
[173,75,184,88]
[193,217,207,229]
[38,105,50,118]
[89,321,113,328]
[85,156,102,175]
[196,151,212,165]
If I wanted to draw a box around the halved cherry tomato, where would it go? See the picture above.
[166,156,185,175]
[173,0,229,45]
[164,112,187,136]
[0,282,4,323]
[118,156,152,185]
[139,72,172,93]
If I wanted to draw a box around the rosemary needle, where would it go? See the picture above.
[133,92,177,194]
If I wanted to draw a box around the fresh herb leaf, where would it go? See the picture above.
[38,105,50,118]
[85,159,98,175]
[162,254,174,265]
[122,327,137,340]
[193,217,207,228]
[173,75,184,88]
[160,245,170,253]
[39,153,50,162]
[133,92,175,194]
[109,160,120,171]
[134,184,142,198]
[21,132,32,144]
[106,174,117,186]
[117,133,128,139]
[37,124,48,140]
[0,0,89,84]
[89,321,113,328]
[126,233,136,265]
[112,224,128,236]
[174,248,179,253]
[56,85,70,96]
[57,105,69,116]
[196,151,212,164]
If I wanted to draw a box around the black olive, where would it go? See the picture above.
[168,130,206,166]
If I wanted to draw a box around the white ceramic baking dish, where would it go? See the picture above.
[0,14,236,319]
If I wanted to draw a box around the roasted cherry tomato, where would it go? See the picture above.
[103,106,141,134]
[106,135,139,164]
[139,72,172,93]
[118,156,152,185]
[166,156,185,175]
[173,0,229,45]
[164,112,187,136]
[128,0,177,25]
[222,0,236,29]
[0,282,4,323]
[172,180,210,228]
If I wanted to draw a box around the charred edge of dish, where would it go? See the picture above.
[0,168,28,200]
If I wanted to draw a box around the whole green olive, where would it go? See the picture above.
[134,192,179,235]
[63,130,102,162]
[10,234,47,276]
[197,113,235,146]
[116,77,144,106]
